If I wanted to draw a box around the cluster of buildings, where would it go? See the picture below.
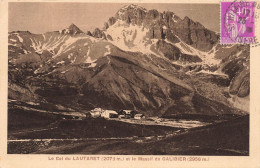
[85,108,145,120]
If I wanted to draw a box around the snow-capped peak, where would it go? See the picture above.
[117,4,147,16]
[120,4,147,12]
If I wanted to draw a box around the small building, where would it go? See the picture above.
[86,108,104,118]
[91,111,102,118]
[101,110,118,119]
[122,110,136,118]
[118,110,126,116]
[134,114,145,120]
[123,110,132,115]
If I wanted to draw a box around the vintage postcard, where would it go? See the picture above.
[0,0,260,167]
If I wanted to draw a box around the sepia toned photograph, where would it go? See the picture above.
[7,2,250,156]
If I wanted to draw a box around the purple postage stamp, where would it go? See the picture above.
[221,1,255,44]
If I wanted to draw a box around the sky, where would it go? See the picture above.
[9,3,220,33]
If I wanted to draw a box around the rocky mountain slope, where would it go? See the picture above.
[8,4,249,117]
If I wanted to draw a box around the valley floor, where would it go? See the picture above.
[7,102,249,155]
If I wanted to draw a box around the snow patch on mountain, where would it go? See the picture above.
[203,44,222,65]
[57,60,65,65]
[198,70,228,77]
[68,53,73,59]
[172,15,178,22]
[168,36,221,66]
[223,44,235,49]
[47,35,67,51]
[228,95,249,112]
[42,34,46,41]
[53,36,90,58]
[85,47,90,57]
[85,56,97,67]
[8,43,18,47]
[104,45,111,56]
[30,38,43,54]
[88,63,97,68]
[23,49,29,54]
[61,69,69,74]
[71,57,77,63]
[14,33,23,42]
[105,20,153,54]
[10,39,17,42]
[85,56,96,63]
[64,29,70,34]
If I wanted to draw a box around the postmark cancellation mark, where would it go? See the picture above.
[221,1,256,44]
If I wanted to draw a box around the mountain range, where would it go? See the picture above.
[8,4,249,118]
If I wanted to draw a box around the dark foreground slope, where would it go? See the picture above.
[76,115,249,155]
[11,115,249,155]
[81,115,249,155]
[144,115,249,155]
